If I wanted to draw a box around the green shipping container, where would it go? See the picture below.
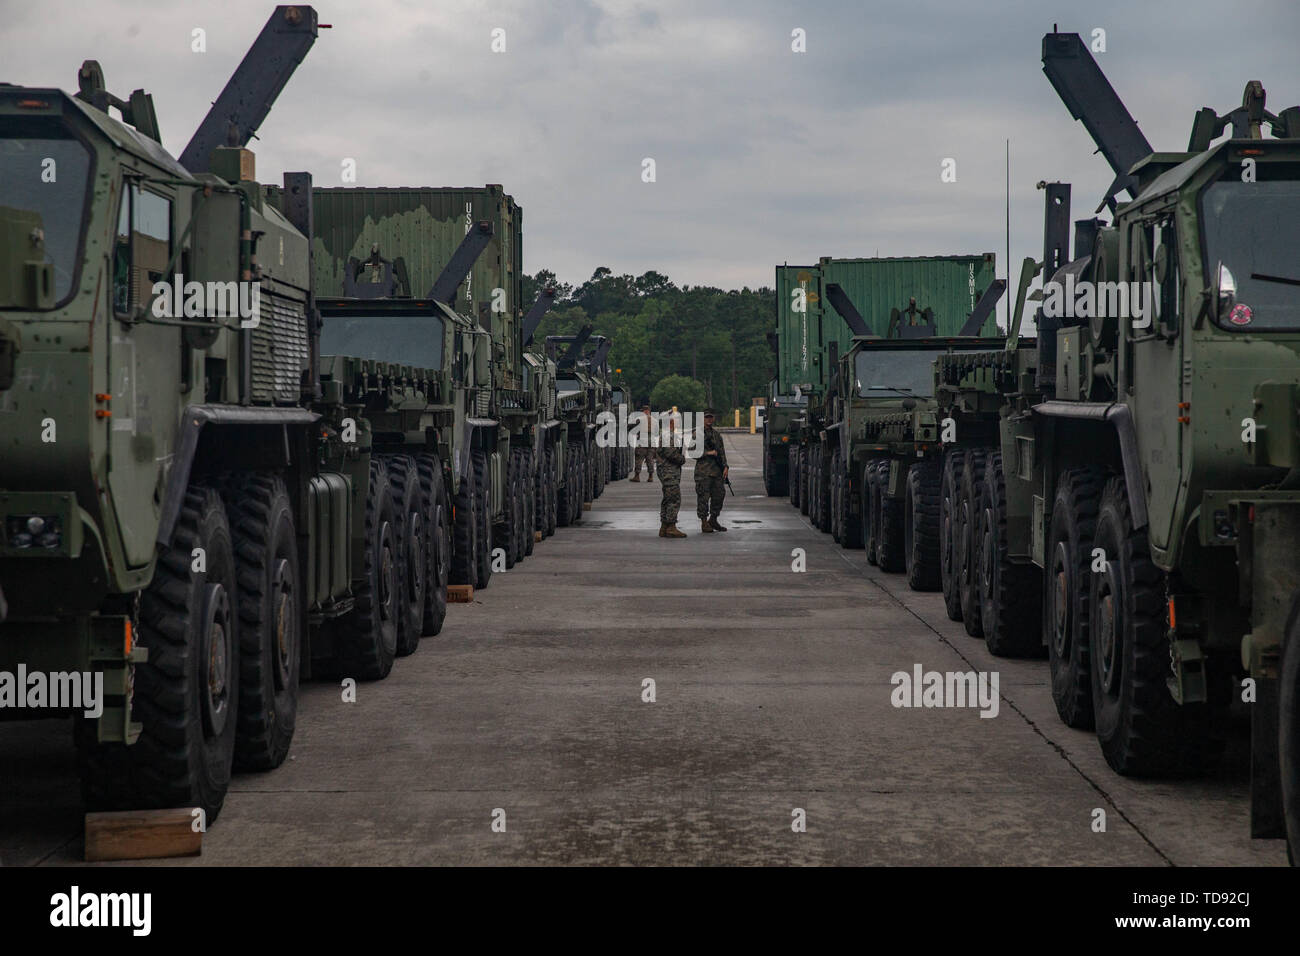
[774,254,998,401]
[264,184,525,384]
[774,265,825,397]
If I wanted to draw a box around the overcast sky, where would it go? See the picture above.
[4,0,1298,326]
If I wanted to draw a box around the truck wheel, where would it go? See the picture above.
[224,474,300,771]
[904,460,941,591]
[865,461,881,565]
[545,444,558,535]
[1046,467,1104,727]
[575,445,587,517]
[336,459,399,681]
[799,448,811,516]
[810,451,820,526]
[77,486,241,822]
[1090,476,1219,774]
[1281,595,1300,864]
[496,453,518,571]
[978,451,1042,656]
[557,444,577,527]
[940,450,966,621]
[829,450,842,542]
[511,450,525,564]
[877,465,905,573]
[450,456,478,586]
[523,449,537,556]
[416,455,449,637]
[959,449,987,637]
[789,446,801,508]
[473,450,493,590]
[841,459,864,550]
[387,456,424,657]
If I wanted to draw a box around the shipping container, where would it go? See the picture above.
[264,184,526,385]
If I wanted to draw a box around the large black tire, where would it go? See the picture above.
[523,449,536,557]
[865,460,881,566]
[959,449,987,637]
[1045,467,1105,728]
[939,450,966,621]
[1090,476,1222,775]
[335,459,400,681]
[789,445,801,509]
[416,454,450,637]
[574,444,586,518]
[544,443,558,536]
[829,450,842,543]
[77,486,240,823]
[495,451,518,571]
[224,474,300,772]
[876,463,905,573]
[386,455,424,658]
[1281,595,1300,863]
[473,450,493,590]
[978,450,1043,657]
[557,443,579,527]
[449,457,479,586]
[904,459,942,591]
[799,447,811,516]
[838,454,863,549]
[510,450,525,564]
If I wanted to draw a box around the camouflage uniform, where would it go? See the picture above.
[633,446,655,479]
[633,413,655,480]
[695,424,728,520]
[656,443,685,524]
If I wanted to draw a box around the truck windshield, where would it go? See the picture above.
[0,127,93,309]
[557,377,580,394]
[1202,180,1300,331]
[320,313,445,369]
[855,349,941,397]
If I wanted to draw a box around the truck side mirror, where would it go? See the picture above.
[1215,261,1236,320]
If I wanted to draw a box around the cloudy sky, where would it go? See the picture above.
[4,0,1298,326]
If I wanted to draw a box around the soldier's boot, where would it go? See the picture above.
[709,517,728,532]
[647,473,654,482]
[663,524,687,538]
[701,519,714,533]
[631,475,640,482]
[658,523,666,536]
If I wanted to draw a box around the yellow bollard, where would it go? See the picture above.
[734,409,740,428]
[749,406,756,434]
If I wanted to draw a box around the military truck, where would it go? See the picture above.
[261,184,549,582]
[543,329,624,519]
[782,255,999,540]
[815,278,1006,593]
[0,6,459,822]
[761,376,803,497]
[933,31,1300,851]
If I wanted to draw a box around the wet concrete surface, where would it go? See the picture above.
[0,433,1286,865]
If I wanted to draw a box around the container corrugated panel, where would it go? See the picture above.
[816,255,997,355]
[265,185,524,381]
[774,265,827,396]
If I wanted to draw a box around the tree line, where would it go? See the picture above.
[523,267,775,416]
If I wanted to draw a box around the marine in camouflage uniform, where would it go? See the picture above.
[631,406,655,482]
[695,409,728,532]
[656,431,687,538]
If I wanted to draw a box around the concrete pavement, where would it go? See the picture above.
[0,433,1285,865]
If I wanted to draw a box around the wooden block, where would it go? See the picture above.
[534,531,542,542]
[85,808,202,862]
[447,584,474,603]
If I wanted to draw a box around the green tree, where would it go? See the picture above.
[650,374,707,412]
